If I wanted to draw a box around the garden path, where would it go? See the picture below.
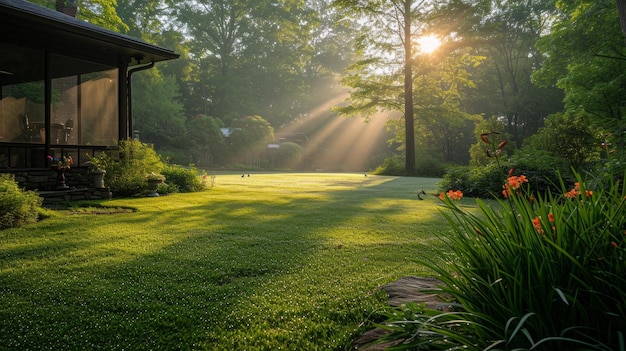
[353,276,450,350]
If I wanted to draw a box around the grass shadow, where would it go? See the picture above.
[0,173,453,350]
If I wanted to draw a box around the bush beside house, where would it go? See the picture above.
[0,174,43,230]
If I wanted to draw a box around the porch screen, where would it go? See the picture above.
[50,54,119,146]
[0,43,45,144]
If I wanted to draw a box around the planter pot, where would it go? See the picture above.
[147,180,161,197]
[54,167,69,190]
[91,170,106,188]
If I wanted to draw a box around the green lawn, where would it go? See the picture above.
[0,173,459,350]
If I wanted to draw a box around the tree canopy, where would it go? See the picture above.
[56,0,625,173]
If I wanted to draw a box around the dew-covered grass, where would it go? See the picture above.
[0,173,456,350]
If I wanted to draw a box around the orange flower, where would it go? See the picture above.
[440,189,463,201]
[564,189,577,199]
[611,241,619,248]
[497,140,508,149]
[448,189,463,201]
[564,182,593,199]
[532,216,544,234]
[503,174,529,196]
[548,213,555,223]
[507,176,520,190]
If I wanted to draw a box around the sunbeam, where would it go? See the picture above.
[276,90,391,172]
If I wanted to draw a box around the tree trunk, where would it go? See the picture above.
[617,0,626,46]
[403,0,416,174]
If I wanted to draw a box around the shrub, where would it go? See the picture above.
[105,139,166,196]
[441,147,575,198]
[372,156,405,175]
[0,174,42,230]
[161,165,209,193]
[274,142,302,170]
[415,152,447,177]
[440,163,505,198]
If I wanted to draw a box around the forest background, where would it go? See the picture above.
[34,0,626,179]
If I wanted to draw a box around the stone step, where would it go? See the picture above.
[39,187,112,205]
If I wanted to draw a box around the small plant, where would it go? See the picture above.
[0,174,43,230]
[47,155,73,170]
[85,152,110,173]
[144,172,165,182]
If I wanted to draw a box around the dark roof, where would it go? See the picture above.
[0,0,179,65]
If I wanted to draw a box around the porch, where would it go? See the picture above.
[0,0,178,193]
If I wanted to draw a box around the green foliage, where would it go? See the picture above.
[469,116,510,167]
[440,163,505,198]
[132,72,187,157]
[274,142,302,169]
[430,173,626,350]
[185,114,225,167]
[446,127,583,198]
[442,157,568,199]
[372,156,405,175]
[533,0,626,138]
[464,0,561,146]
[105,139,166,196]
[415,151,448,177]
[0,174,42,230]
[381,171,626,350]
[534,111,600,169]
[29,0,128,32]
[85,151,111,172]
[161,164,209,193]
[228,115,274,167]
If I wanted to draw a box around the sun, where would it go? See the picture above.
[417,34,441,54]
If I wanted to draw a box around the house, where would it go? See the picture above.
[0,0,178,195]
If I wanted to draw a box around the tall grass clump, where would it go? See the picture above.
[376,132,626,350]
[0,173,42,229]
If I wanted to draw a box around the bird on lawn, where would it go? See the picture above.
[417,189,427,200]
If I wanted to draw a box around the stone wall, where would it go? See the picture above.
[1,168,112,203]
[6,168,90,190]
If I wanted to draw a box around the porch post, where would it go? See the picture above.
[118,59,130,140]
